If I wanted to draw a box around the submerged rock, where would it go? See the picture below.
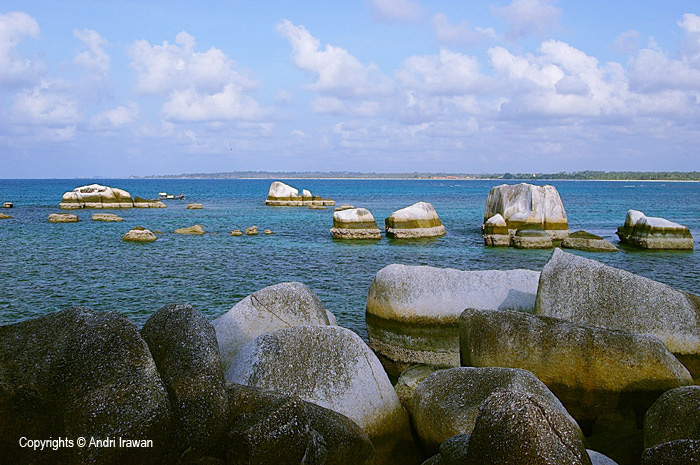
[385,202,446,238]
[616,210,693,250]
[562,230,618,252]
[0,307,170,465]
[226,383,375,465]
[511,225,554,249]
[331,207,381,239]
[141,303,229,462]
[122,226,157,242]
[483,183,569,240]
[535,248,700,381]
[91,213,124,222]
[226,325,416,465]
[460,308,693,423]
[366,264,539,376]
[174,224,205,235]
[412,367,573,454]
[212,282,332,370]
[48,213,78,223]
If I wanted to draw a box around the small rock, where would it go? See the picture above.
[91,213,124,222]
[48,213,78,223]
[175,224,205,235]
[122,227,157,242]
[331,207,382,239]
[230,229,243,236]
[263,229,273,234]
[0,213,12,219]
[245,226,258,235]
[511,225,553,249]
[335,204,355,211]
[187,203,203,209]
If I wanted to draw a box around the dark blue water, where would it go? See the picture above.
[1,178,698,339]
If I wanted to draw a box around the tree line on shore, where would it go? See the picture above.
[132,170,700,181]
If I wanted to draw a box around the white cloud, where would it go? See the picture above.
[161,84,266,122]
[90,103,139,130]
[431,13,497,46]
[276,19,393,99]
[491,0,561,40]
[275,89,292,105]
[73,29,110,77]
[129,31,266,123]
[369,0,425,23]
[130,31,257,95]
[11,80,81,126]
[0,11,42,86]
[610,30,640,55]
[397,48,485,95]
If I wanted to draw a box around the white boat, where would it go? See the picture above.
[2,202,13,208]
[158,192,185,200]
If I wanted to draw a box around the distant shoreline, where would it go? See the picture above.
[128,171,700,182]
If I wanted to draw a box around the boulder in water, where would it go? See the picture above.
[174,224,205,235]
[483,183,569,240]
[616,210,693,250]
[385,202,446,238]
[92,213,124,222]
[331,207,382,239]
[511,225,553,249]
[482,213,510,246]
[562,230,618,252]
[122,226,157,242]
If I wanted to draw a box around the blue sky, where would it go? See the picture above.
[1,0,699,178]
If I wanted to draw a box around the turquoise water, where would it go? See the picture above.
[1,178,698,340]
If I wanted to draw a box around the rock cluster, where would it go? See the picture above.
[265,181,335,206]
[0,304,380,465]
[331,207,381,239]
[366,264,539,376]
[483,183,569,245]
[616,209,694,250]
[385,202,446,238]
[59,184,165,209]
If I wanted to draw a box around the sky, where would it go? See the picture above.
[0,0,699,178]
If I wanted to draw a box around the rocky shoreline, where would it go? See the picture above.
[2,249,700,465]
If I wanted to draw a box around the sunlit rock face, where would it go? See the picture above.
[483,183,569,240]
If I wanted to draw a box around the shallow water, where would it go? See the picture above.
[1,178,698,340]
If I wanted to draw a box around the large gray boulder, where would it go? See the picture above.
[483,183,569,240]
[385,202,446,238]
[412,366,573,455]
[59,183,164,209]
[534,248,700,381]
[644,386,700,449]
[330,207,381,239]
[225,325,416,465]
[460,308,693,423]
[226,383,375,465]
[265,181,334,206]
[213,282,333,371]
[366,264,540,377]
[0,307,170,465]
[464,390,591,465]
[141,303,229,462]
[617,209,694,250]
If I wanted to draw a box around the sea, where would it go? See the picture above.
[1,178,698,340]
